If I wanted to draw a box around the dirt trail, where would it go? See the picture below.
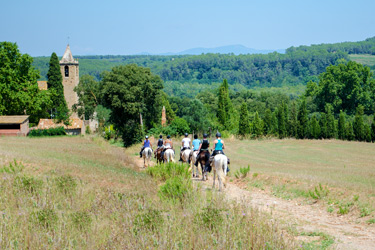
[134,158,375,249]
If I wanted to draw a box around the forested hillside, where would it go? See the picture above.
[33,37,375,93]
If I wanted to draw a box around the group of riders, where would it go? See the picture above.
[139,132,229,172]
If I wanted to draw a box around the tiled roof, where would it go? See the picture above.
[0,116,29,124]
[37,81,48,90]
[37,118,83,129]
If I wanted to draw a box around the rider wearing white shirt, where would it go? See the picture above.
[179,133,191,161]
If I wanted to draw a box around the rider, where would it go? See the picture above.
[154,134,164,158]
[179,133,191,161]
[140,135,152,158]
[195,133,210,171]
[211,132,230,171]
[192,134,201,152]
[162,135,173,160]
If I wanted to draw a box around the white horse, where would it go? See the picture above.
[142,147,152,168]
[164,148,175,163]
[181,148,191,164]
[190,151,200,178]
[212,154,228,191]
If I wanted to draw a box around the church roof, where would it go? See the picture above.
[60,44,78,64]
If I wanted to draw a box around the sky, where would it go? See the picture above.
[1,0,375,56]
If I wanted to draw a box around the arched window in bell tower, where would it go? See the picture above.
[64,65,69,77]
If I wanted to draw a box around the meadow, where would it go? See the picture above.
[349,54,375,67]
[0,136,295,249]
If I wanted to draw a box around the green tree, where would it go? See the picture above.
[73,74,100,120]
[364,124,372,142]
[0,42,52,124]
[252,111,264,137]
[238,102,251,136]
[217,79,234,130]
[372,115,375,142]
[47,52,69,122]
[353,105,365,141]
[320,113,327,139]
[297,99,309,139]
[263,108,272,135]
[338,110,346,140]
[101,64,163,146]
[325,104,336,138]
[289,101,298,138]
[310,114,321,139]
[277,105,286,139]
[346,121,355,141]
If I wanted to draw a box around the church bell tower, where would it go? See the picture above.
[60,45,79,117]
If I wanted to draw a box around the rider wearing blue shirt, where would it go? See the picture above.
[140,135,153,158]
[192,134,201,151]
[212,132,230,171]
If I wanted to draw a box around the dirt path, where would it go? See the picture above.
[134,157,375,249]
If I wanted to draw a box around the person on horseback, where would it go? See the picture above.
[179,133,191,161]
[154,134,164,158]
[211,132,230,171]
[195,133,210,171]
[192,134,201,152]
[140,135,152,158]
[162,135,173,160]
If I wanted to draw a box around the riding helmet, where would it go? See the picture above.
[159,135,163,138]
[203,133,208,138]
[185,133,188,137]
[145,135,149,139]
[167,135,171,139]
[194,134,198,139]
[216,132,221,138]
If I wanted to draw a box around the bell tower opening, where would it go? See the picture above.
[64,65,69,77]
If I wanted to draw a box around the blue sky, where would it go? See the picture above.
[1,0,374,56]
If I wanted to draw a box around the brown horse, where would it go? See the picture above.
[155,147,164,164]
[197,150,210,181]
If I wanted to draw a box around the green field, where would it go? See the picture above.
[349,54,375,66]
[0,136,295,249]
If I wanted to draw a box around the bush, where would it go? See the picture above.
[159,176,192,203]
[55,175,77,195]
[308,184,329,200]
[234,165,250,179]
[104,125,117,140]
[71,211,92,230]
[146,162,190,181]
[14,175,43,193]
[197,205,224,230]
[29,127,66,137]
[0,160,24,174]
[33,208,58,228]
[133,209,164,233]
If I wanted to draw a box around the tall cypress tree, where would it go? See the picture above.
[346,121,355,141]
[277,105,286,139]
[253,111,264,137]
[297,99,308,139]
[371,115,375,142]
[263,108,272,135]
[325,104,336,139]
[289,101,298,138]
[47,52,69,122]
[354,105,365,141]
[238,102,251,136]
[217,79,233,129]
[320,113,327,139]
[310,114,320,139]
[338,110,346,140]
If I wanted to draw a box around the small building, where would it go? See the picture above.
[0,116,30,136]
[37,118,85,135]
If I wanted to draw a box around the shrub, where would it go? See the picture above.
[159,176,192,203]
[0,160,24,174]
[197,205,224,230]
[14,175,43,193]
[33,208,58,228]
[146,162,190,181]
[71,211,92,230]
[338,202,353,215]
[308,183,329,200]
[133,209,164,233]
[104,125,117,140]
[85,125,91,134]
[234,165,250,179]
[29,127,66,137]
[55,175,77,195]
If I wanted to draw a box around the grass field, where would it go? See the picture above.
[225,138,375,219]
[0,136,295,249]
[349,54,375,66]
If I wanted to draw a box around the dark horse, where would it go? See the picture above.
[197,151,210,181]
[155,148,164,164]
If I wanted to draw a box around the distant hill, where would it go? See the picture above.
[158,45,285,55]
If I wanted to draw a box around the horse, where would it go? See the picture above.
[155,147,164,164]
[196,150,209,181]
[164,148,175,163]
[142,147,152,168]
[212,154,228,191]
[181,148,191,164]
[190,151,200,178]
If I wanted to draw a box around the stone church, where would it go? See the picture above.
[37,45,90,134]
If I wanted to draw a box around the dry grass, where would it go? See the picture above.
[0,136,297,249]
[225,138,375,218]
